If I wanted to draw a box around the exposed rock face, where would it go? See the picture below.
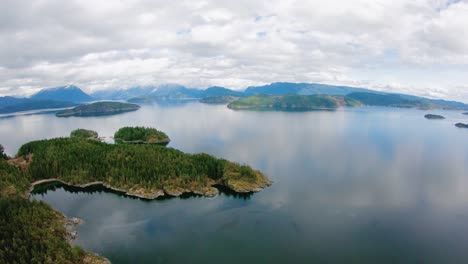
[455,123,468,128]
[424,114,445,119]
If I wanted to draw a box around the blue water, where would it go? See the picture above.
[1,103,468,263]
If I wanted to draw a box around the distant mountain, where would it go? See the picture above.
[92,84,243,101]
[0,96,30,108]
[91,86,154,100]
[201,86,244,97]
[244,82,376,96]
[31,85,93,103]
[0,99,77,114]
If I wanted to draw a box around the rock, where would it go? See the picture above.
[455,123,468,128]
[424,114,445,119]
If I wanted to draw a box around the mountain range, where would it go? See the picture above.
[1,82,467,114]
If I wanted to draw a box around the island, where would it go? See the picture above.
[424,114,445,119]
[70,129,99,140]
[455,123,468,128]
[199,96,239,104]
[114,126,170,145]
[227,94,361,110]
[0,128,270,263]
[463,112,468,115]
[55,101,140,117]
[127,97,155,104]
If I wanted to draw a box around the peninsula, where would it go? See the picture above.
[227,94,361,110]
[56,102,140,117]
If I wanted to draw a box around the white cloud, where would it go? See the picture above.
[0,0,467,101]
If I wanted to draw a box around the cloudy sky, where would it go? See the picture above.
[1,0,468,101]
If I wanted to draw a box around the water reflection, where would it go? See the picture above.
[3,103,468,263]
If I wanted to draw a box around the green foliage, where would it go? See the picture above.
[114,126,170,144]
[70,129,98,139]
[56,101,140,117]
[17,137,259,190]
[0,144,7,160]
[228,94,356,110]
[346,92,435,109]
[0,159,30,197]
[0,197,85,264]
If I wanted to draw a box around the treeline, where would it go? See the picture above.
[0,197,86,264]
[70,129,98,139]
[0,151,86,263]
[18,137,258,190]
[114,126,170,143]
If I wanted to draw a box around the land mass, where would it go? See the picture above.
[70,129,99,140]
[0,127,270,263]
[114,126,170,145]
[228,94,361,110]
[199,96,240,104]
[424,114,445,120]
[455,123,468,128]
[227,93,467,111]
[56,102,140,117]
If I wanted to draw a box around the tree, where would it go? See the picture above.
[0,144,7,160]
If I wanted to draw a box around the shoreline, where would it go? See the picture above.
[27,177,271,200]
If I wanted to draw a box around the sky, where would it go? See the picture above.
[1,0,468,101]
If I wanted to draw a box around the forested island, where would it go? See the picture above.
[199,96,239,104]
[424,114,445,120]
[0,127,270,263]
[56,102,140,117]
[455,123,468,128]
[114,127,170,145]
[70,129,99,140]
[227,94,361,110]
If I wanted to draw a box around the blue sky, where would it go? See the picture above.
[0,0,467,102]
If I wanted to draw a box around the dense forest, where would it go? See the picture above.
[0,147,100,264]
[56,102,140,117]
[114,126,170,144]
[0,127,269,263]
[70,129,99,140]
[18,136,269,195]
[228,94,361,110]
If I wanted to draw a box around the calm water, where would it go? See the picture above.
[2,103,468,263]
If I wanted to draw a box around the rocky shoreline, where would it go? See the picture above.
[27,177,271,200]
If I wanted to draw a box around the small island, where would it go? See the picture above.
[56,101,140,117]
[455,123,468,128]
[227,94,361,110]
[199,96,239,104]
[70,129,99,140]
[127,97,155,104]
[114,126,170,145]
[424,114,445,119]
[463,112,468,115]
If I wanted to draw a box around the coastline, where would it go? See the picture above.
[27,176,272,200]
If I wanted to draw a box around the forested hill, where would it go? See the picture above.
[227,93,468,110]
[56,102,140,117]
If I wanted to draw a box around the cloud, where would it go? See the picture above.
[0,0,467,101]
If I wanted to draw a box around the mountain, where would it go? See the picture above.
[92,85,244,101]
[91,86,154,100]
[0,99,77,114]
[31,85,93,103]
[244,82,376,96]
[0,96,30,108]
[201,86,244,97]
